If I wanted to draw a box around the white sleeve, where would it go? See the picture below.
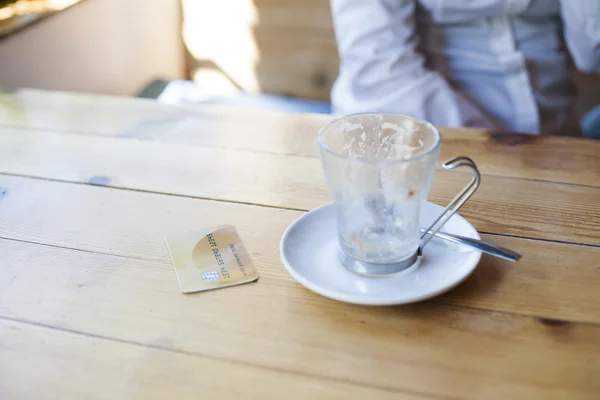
[560,0,600,73]
[330,0,497,129]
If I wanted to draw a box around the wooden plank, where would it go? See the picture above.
[1,90,599,186]
[0,319,412,400]
[0,90,329,154]
[249,0,339,101]
[245,29,337,100]
[0,129,598,245]
[182,0,335,34]
[244,0,335,33]
[181,0,337,100]
[0,175,599,324]
[1,240,599,400]
[0,90,206,136]
[437,127,600,187]
[187,33,338,101]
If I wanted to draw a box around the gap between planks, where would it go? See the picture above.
[1,124,598,189]
[0,315,450,400]
[0,170,597,249]
[1,232,598,327]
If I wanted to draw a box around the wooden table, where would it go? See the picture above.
[0,89,599,399]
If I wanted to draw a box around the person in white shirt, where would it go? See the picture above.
[330,0,600,135]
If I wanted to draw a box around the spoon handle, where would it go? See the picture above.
[424,230,521,262]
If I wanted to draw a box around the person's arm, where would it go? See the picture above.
[560,0,600,73]
[330,0,496,129]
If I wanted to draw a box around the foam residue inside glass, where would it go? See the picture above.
[328,116,430,162]
[319,115,439,264]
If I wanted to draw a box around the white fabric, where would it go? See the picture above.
[330,0,600,134]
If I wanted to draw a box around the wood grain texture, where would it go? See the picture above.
[245,29,338,100]
[0,174,599,324]
[0,128,598,245]
[437,128,600,187]
[251,0,335,33]
[182,0,337,100]
[186,31,338,100]
[2,89,600,399]
[1,90,599,186]
[2,239,599,400]
[0,319,413,400]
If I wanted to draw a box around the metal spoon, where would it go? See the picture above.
[421,228,521,262]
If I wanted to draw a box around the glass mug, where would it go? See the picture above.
[318,113,480,276]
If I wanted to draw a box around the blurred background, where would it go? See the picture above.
[0,0,598,120]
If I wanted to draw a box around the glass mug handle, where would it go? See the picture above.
[420,156,481,251]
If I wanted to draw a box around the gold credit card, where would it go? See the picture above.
[165,225,258,293]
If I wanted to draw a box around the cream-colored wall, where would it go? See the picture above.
[0,0,185,96]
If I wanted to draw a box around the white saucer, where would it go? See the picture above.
[280,202,482,305]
